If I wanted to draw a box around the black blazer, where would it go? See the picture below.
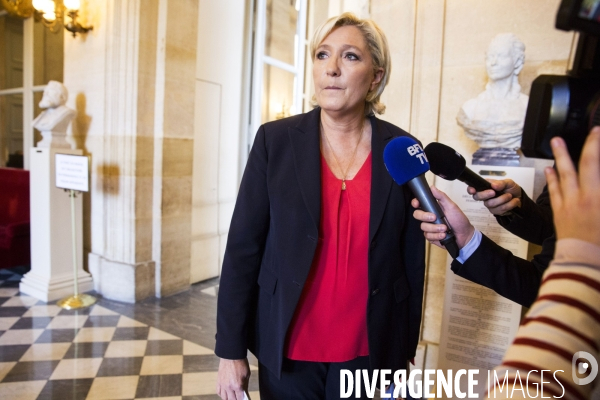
[215,107,426,378]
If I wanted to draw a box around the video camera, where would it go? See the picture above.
[521,0,600,164]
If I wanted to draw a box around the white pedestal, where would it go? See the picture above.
[20,147,93,302]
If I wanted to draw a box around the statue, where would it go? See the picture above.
[33,81,76,149]
[457,33,529,166]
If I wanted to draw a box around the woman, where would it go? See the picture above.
[216,13,425,400]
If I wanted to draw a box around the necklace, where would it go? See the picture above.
[321,118,365,191]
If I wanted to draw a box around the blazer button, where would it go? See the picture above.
[371,288,380,296]
[370,242,376,250]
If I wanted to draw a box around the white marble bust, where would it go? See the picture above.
[457,33,529,150]
[33,81,76,149]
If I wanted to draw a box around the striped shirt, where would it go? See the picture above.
[485,239,600,400]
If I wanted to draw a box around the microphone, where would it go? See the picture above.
[383,137,460,259]
[424,142,523,218]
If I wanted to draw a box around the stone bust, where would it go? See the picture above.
[457,33,529,163]
[33,80,76,149]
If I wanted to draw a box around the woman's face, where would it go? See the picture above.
[485,39,516,82]
[313,25,382,116]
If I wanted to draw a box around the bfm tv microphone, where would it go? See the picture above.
[383,137,460,259]
[424,142,523,218]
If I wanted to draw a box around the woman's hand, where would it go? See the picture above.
[467,179,522,216]
[545,127,600,247]
[217,358,250,400]
[412,186,475,250]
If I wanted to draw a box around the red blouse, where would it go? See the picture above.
[285,152,372,362]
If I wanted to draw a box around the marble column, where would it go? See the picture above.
[63,0,199,302]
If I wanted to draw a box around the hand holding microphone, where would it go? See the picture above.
[467,179,523,216]
[411,187,476,251]
[383,137,460,258]
[423,142,524,218]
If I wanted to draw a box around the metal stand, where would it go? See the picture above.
[57,189,96,309]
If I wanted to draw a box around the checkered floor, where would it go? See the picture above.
[0,269,260,400]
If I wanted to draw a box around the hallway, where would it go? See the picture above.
[0,268,261,399]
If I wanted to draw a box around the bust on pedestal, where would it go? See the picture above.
[457,33,529,166]
[20,81,93,302]
[33,81,77,149]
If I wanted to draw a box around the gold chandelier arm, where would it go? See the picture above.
[0,0,35,19]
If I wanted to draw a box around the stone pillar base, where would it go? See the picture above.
[20,271,93,302]
[88,253,155,303]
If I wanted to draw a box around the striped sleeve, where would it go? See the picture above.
[485,239,600,400]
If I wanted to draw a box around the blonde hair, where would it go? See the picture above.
[310,12,391,115]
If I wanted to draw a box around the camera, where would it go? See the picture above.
[521,0,600,164]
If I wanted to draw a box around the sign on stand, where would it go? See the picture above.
[54,153,95,309]
[55,153,89,192]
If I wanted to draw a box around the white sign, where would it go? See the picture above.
[437,165,535,398]
[55,154,89,192]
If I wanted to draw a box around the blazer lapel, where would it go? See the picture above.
[289,108,322,233]
[369,116,394,243]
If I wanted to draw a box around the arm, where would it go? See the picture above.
[412,186,549,307]
[215,126,271,399]
[468,180,554,246]
[486,128,600,399]
[450,235,547,307]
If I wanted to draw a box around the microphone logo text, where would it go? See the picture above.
[407,144,428,164]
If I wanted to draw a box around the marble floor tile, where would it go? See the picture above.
[0,380,47,400]
[89,305,119,316]
[183,355,220,373]
[96,356,143,377]
[3,360,60,382]
[117,315,148,328]
[0,344,31,361]
[19,343,71,361]
[112,326,151,341]
[50,358,103,380]
[11,316,53,329]
[145,339,183,356]
[0,317,19,330]
[0,328,44,345]
[1,295,40,307]
[0,306,28,317]
[0,361,16,381]
[87,375,140,399]
[37,378,94,400]
[136,374,182,398]
[104,339,148,358]
[63,341,110,359]
[148,327,181,341]
[183,340,213,356]
[35,328,79,343]
[141,355,184,375]
[21,304,62,318]
[73,327,116,342]
[83,315,121,328]
[181,371,218,396]
[46,315,88,330]
[0,288,19,297]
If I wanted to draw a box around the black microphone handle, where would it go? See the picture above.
[408,175,460,259]
[458,168,524,218]
[458,168,495,193]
